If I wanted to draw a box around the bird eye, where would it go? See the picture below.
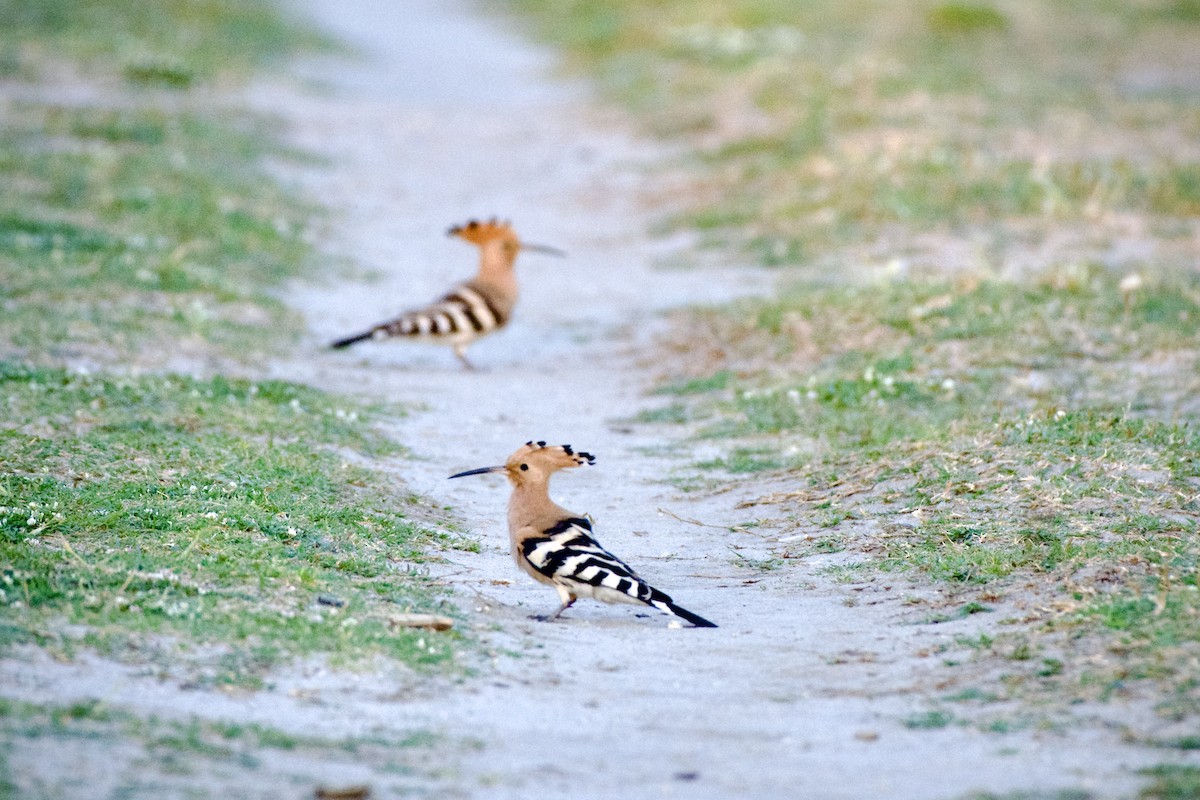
[519,464,528,471]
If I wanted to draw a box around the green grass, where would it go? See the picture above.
[0,1,463,682]
[655,266,1200,450]
[631,402,691,424]
[506,1,1200,272]
[696,445,789,474]
[0,100,316,364]
[943,687,1000,703]
[901,709,954,729]
[654,369,734,396]
[926,3,1009,34]
[640,269,1200,712]
[1140,765,1200,800]
[1,363,464,682]
[0,0,330,86]
[0,0,333,364]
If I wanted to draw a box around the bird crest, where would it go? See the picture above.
[507,441,595,472]
[447,218,516,246]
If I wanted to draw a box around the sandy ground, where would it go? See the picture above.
[6,1,1199,798]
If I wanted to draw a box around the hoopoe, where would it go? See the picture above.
[450,441,717,628]
[330,219,564,369]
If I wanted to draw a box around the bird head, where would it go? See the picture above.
[447,218,565,265]
[449,441,594,487]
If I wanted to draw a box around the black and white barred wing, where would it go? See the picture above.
[521,517,649,606]
[378,284,507,342]
[330,282,507,349]
[521,517,718,627]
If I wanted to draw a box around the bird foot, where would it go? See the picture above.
[529,613,560,623]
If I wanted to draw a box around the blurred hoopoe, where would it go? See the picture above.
[330,219,563,369]
[450,442,717,628]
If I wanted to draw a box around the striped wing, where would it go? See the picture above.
[377,283,507,341]
[520,517,655,604]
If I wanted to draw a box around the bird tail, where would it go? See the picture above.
[648,589,717,628]
[330,329,376,349]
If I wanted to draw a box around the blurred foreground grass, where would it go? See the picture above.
[0,104,316,365]
[0,0,333,366]
[0,0,327,87]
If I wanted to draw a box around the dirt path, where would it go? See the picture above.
[258,2,1192,797]
[7,1,1190,797]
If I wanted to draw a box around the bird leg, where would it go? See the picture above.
[531,597,575,622]
[453,345,477,371]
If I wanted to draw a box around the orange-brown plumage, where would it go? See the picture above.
[450,442,717,627]
[330,218,563,369]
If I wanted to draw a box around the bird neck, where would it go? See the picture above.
[476,241,518,284]
[507,478,573,535]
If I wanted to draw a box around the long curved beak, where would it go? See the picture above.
[448,465,505,479]
[521,243,566,257]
